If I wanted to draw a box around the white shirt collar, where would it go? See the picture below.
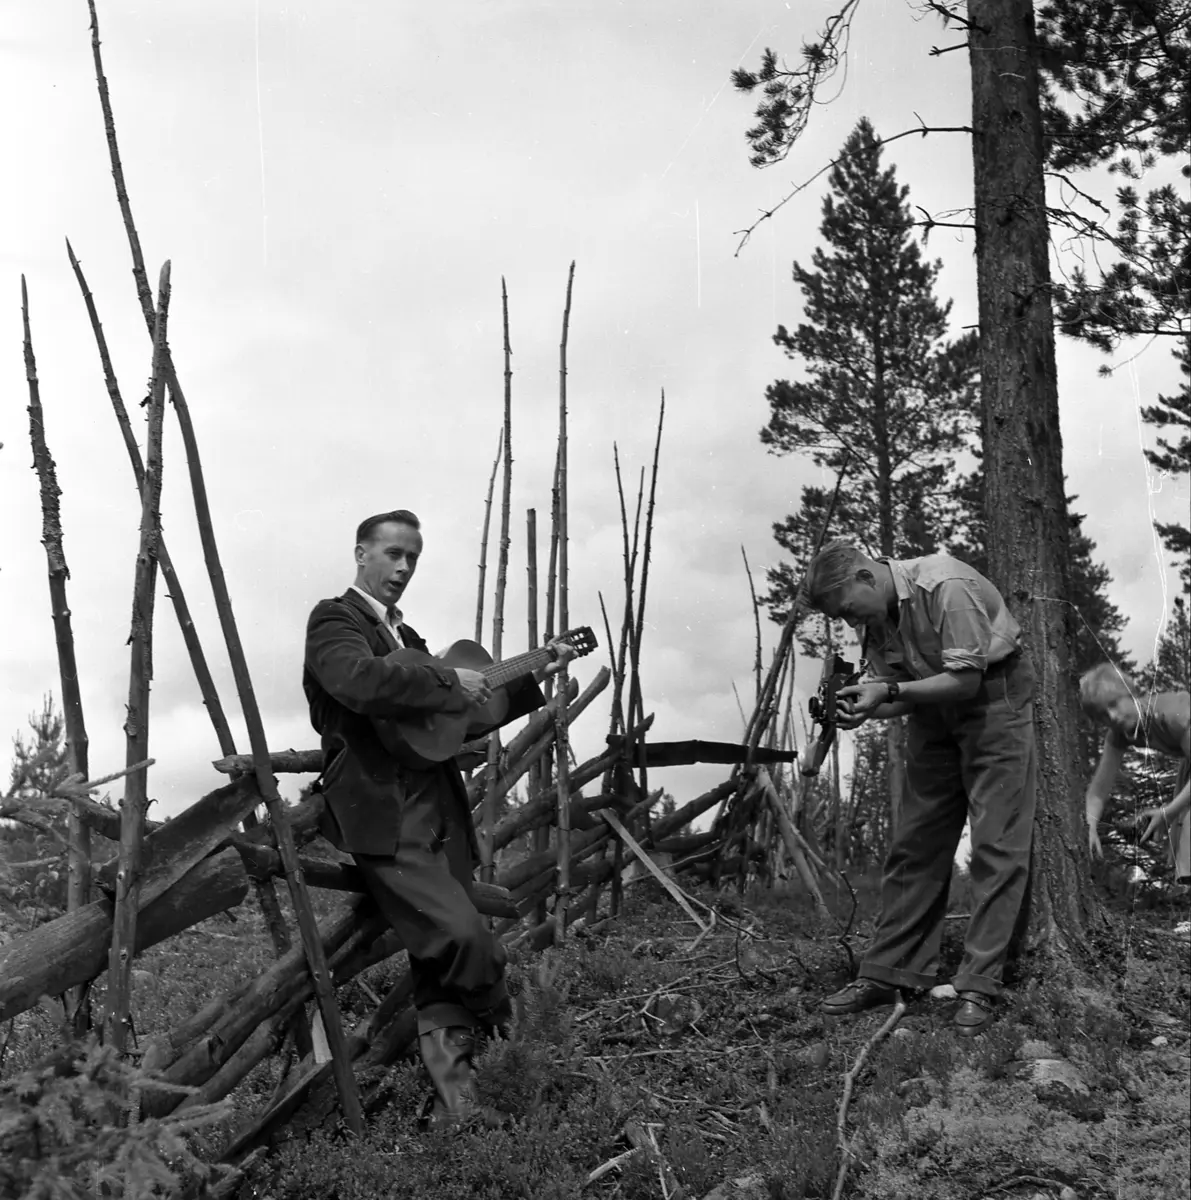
[349,584,403,631]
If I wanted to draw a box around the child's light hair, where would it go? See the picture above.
[805,540,866,610]
[1079,661,1135,713]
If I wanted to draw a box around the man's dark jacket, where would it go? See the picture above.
[303,589,544,857]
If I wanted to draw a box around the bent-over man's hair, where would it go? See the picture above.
[804,540,865,609]
[356,509,421,545]
[1078,661,1135,713]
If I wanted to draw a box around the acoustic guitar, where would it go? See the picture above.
[372,626,597,768]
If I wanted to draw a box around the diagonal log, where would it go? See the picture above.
[153,906,403,1120]
[491,710,651,851]
[159,901,384,1092]
[756,767,830,917]
[220,968,418,1162]
[600,810,707,931]
[513,860,617,952]
[647,780,735,844]
[229,841,518,918]
[94,775,260,904]
[0,849,248,1023]
[470,667,611,809]
[212,749,323,776]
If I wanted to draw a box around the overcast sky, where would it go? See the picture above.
[1,1,1185,819]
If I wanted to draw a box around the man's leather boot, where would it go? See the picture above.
[418,1026,505,1131]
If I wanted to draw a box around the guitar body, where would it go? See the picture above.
[372,640,512,769]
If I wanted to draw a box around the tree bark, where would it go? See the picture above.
[967,0,1101,951]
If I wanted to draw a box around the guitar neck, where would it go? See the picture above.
[483,647,555,690]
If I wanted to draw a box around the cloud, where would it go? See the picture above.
[1,1,1184,825]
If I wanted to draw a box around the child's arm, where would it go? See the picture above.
[1138,727,1191,845]
[1085,734,1126,859]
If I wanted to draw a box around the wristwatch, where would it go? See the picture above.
[885,680,901,704]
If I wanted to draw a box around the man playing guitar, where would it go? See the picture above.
[303,508,575,1129]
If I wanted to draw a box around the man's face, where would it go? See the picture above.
[355,521,422,607]
[820,572,887,630]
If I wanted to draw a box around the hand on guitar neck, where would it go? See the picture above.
[454,635,575,706]
[374,626,597,768]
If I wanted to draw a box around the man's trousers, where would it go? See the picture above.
[860,653,1037,998]
[352,766,511,1035]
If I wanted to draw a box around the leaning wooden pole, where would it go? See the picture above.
[65,241,237,767]
[22,276,92,1034]
[80,10,304,1027]
[607,447,640,751]
[526,508,550,926]
[607,450,644,913]
[86,3,358,1120]
[481,279,515,881]
[474,429,503,644]
[107,260,170,1053]
[742,546,763,706]
[743,455,850,763]
[69,250,305,1064]
[492,279,514,667]
[626,393,665,804]
[543,446,562,676]
[553,261,575,945]
[171,368,363,1129]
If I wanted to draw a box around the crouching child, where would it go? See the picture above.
[1080,662,1190,885]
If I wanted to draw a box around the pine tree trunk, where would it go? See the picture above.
[968,0,1102,952]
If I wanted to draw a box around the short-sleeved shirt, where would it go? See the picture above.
[1107,691,1191,760]
[863,554,1023,681]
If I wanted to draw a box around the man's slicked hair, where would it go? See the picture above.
[356,509,421,546]
[804,539,865,610]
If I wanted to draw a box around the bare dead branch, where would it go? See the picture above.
[734,123,974,255]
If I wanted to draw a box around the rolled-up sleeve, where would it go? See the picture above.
[929,579,994,673]
[864,640,911,683]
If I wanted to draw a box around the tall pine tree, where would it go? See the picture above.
[1140,596,1191,693]
[1142,343,1191,592]
[1036,0,1190,349]
[760,116,979,832]
[761,117,979,566]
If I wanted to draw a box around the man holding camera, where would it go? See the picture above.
[801,541,1036,1036]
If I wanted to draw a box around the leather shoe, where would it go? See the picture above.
[954,990,995,1037]
[820,977,899,1016]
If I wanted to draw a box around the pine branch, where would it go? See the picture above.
[734,123,974,255]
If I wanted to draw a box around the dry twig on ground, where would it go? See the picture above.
[832,993,908,1200]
